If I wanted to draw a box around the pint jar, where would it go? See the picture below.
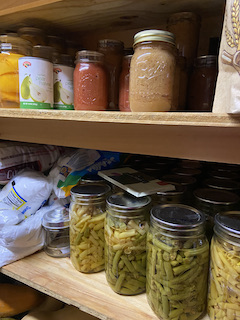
[105,192,151,295]
[147,204,209,320]
[129,30,176,112]
[208,211,240,319]
[69,183,111,273]
[151,182,187,205]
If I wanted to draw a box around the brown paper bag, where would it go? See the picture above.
[213,0,240,113]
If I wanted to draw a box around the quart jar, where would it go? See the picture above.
[119,55,132,112]
[69,183,111,273]
[167,12,201,67]
[147,204,209,320]
[208,211,240,319]
[151,182,187,205]
[97,39,124,110]
[129,30,176,112]
[42,208,70,258]
[0,35,32,108]
[74,50,108,110]
[105,192,151,295]
[187,55,217,111]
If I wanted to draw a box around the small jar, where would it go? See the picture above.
[167,12,201,67]
[129,30,176,112]
[152,182,187,205]
[97,39,124,110]
[187,55,217,111]
[147,204,209,320]
[105,192,151,295]
[74,50,108,110]
[208,211,240,319]
[0,35,32,108]
[119,55,132,112]
[204,178,240,194]
[18,27,46,46]
[42,208,70,258]
[69,183,111,273]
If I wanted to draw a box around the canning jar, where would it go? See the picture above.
[167,12,201,67]
[97,39,124,110]
[208,169,239,181]
[147,204,209,320]
[172,167,202,179]
[208,211,240,319]
[129,30,176,112]
[69,183,111,273]
[47,35,65,54]
[74,50,108,110]
[105,192,151,295]
[187,55,217,111]
[18,27,46,46]
[204,178,240,195]
[119,55,132,112]
[152,182,187,205]
[33,45,56,61]
[42,208,70,258]
[172,55,188,111]
[0,35,32,108]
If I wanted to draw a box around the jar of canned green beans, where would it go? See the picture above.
[69,183,111,273]
[208,211,240,320]
[146,204,209,320]
[105,192,151,295]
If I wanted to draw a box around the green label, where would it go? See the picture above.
[20,102,53,109]
[54,103,74,110]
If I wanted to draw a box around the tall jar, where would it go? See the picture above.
[105,192,151,295]
[167,12,201,68]
[147,204,209,320]
[74,50,108,110]
[187,55,218,111]
[0,35,32,108]
[69,183,111,273]
[129,30,176,112]
[97,39,124,110]
[119,55,132,112]
[208,211,240,319]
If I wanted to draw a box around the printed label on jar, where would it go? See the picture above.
[18,57,53,109]
[53,64,74,110]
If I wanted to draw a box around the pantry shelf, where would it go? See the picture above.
[0,250,210,320]
[0,109,240,164]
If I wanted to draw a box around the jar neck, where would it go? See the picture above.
[107,204,149,219]
[71,193,107,206]
[214,222,240,247]
[134,41,175,51]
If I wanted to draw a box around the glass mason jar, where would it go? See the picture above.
[105,192,151,295]
[74,50,108,110]
[69,183,111,273]
[0,34,32,108]
[208,211,240,319]
[97,39,124,110]
[167,12,201,68]
[33,45,56,61]
[204,177,240,195]
[208,169,239,181]
[129,30,176,112]
[147,204,209,320]
[18,27,46,46]
[187,55,217,111]
[47,35,65,54]
[151,182,187,205]
[172,55,188,111]
[119,55,132,112]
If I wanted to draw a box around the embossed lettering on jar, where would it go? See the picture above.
[129,30,176,112]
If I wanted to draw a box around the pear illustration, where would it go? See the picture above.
[54,81,62,103]
[30,83,47,102]
[60,87,73,105]
[21,75,32,100]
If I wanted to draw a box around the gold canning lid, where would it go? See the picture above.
[133,29,176,47]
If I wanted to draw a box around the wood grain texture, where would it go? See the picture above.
[0,110,240,164]
[1,251,210,320]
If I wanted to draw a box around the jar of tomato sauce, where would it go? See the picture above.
[74,50,108,110]
[119,55,132,112]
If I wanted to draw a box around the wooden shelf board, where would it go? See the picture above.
[0,109,240,164]
[0,251,210,320]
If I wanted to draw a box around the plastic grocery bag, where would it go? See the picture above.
[0,169,52,224]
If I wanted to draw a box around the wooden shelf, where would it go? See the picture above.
[1,109,240,164]
[0,250,210,320]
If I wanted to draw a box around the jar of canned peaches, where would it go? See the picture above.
[129,30,176,112]
[0,34,32,108]
[69,183,111,273]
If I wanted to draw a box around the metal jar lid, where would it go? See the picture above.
[194,188,240,205]
[42,208,69,230]
[107,192,151,215]
[214,211,240,244]
[204,178,240,193]
[162,174,197,187]
[156,182,186,196]
[71,183,111,197]
[194,55,217,68]
[172,167,202,177]
[151,204,205,236]
[133,29,176,47]
[208,170,240,181]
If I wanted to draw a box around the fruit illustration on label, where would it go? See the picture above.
[54,81,62,103]
[30,83,47,102]
[54,80,73,105]
[20,75,32,100]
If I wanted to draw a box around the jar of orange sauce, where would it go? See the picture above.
[74,50,108,111]
[119,55,132,111]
